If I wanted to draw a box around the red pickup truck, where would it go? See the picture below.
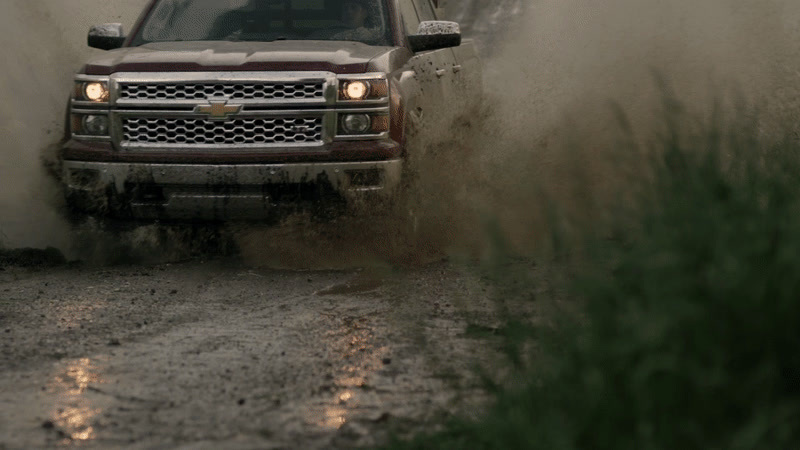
[61,0,481,221]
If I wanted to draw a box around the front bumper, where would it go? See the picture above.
[62,159,402,221]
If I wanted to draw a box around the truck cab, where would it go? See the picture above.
[62,0,481,221]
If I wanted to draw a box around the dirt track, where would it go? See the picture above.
[0,255,516,449]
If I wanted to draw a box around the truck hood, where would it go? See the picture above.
[83,40,393,75]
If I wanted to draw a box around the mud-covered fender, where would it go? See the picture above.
[389,68,424,154]
[368,48,422,153]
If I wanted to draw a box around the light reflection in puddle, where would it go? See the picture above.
[322,407,349,429]
[338,391,353,403]
[46,358,107,443]
[306,315,389,430]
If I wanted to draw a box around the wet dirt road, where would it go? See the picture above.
[0,258,506,449]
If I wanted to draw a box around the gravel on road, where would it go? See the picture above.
[0,258,516,448]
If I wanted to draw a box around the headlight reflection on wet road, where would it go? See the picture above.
[46,357,107,443]
[306,311,389,430]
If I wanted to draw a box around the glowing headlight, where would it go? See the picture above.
[344,81,370,100]
[338,78,388,101]
[83,82,109,102]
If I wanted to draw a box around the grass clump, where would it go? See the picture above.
[386,108,800,449]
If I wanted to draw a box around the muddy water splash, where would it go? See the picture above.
[429,0,800,254]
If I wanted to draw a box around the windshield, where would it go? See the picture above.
[131,0,392,46]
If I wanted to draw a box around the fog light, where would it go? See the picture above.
[82,115,109,136]
[341,114,371,135]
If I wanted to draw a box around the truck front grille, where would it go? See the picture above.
[121,116,323,146]
[119,81,325,101]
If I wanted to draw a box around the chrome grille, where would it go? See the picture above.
[122,117,323,146]
[119,82,325,101]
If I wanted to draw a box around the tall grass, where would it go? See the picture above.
[385,104,800,449]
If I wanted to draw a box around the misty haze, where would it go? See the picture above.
[1,0,799,448]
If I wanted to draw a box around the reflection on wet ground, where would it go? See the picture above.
[45,358,107,444]
[1,262,496,448]
[320,404,349,429]
[306,312,389,431]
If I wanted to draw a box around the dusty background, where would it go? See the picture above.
[0,0,148,250]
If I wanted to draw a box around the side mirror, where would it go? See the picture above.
[408,21,461,53]
[88,23,126,50]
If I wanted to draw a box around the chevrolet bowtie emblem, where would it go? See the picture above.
[194,100,242,120]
